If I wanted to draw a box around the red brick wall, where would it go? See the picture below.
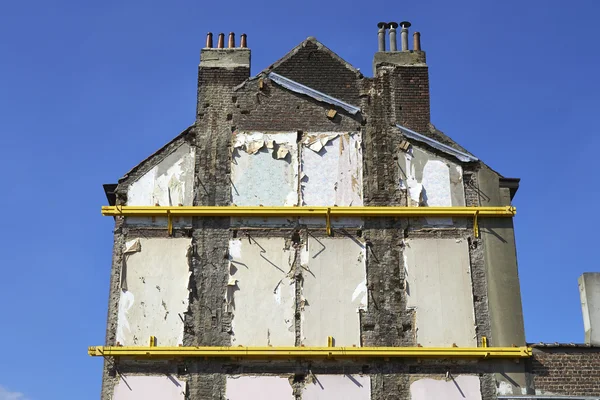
[531,347,600,396]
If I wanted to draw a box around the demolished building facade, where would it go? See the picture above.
[93,24,600,400]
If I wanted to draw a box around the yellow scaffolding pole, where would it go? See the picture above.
[101,205,516,236]
[88,345,531,359]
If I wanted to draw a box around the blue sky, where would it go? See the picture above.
[1,0,599,398]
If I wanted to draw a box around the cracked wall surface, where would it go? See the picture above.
[227,237,296,346]
[301,236,366,347]
[404,238,476,347]
[116,237,191,347]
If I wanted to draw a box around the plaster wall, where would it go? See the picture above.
[227,238,296,346]
[302,236,366,346]
[127,144,195,206]
[126,144,195,227]
[400,146,465,225]
[112,375,186,400]
[304,375,371,400]
[226,376,294,400]
[231,132,298,207]
[301,132,362,206]
[410,376,481,400]
[404,238,476,347]
[117,238,191,346]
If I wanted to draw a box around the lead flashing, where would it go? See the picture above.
[268,72,361,115]
[395,124,478,163]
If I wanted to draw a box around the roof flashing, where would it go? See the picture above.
[268,72,361,115]
[396,124,478,163]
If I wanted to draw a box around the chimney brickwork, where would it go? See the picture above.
[373,22,430,133]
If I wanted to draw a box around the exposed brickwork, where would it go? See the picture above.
[530,347,600,396]
[271,39,362,105]
[233,78,362,132]
[390,66,430,134]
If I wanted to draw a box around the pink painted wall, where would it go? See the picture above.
[303,375,370,400]
[410,376,482,400]
[226,376,294,400]
[113,375,185,400]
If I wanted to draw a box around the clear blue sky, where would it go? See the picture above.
[0,0,598,398]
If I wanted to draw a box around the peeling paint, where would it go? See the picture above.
[116,238,191,346]
[124,239,141,254]
[352,280,368,311]
[126,144,195,227]
[405,238,476,347]
[228,238,295,346]
[113,375,186,400]
[497,381,514,395]
[399,146,465,225]
[304,375,371,400]
[226,376,294,400]
[301,132,363,207]
[128,144,195,206]
[410,376,481,400]
[231,132,298,208]
[302,237,366,346]
[421,160,452,225]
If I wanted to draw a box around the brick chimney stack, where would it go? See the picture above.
[197,32,251,121]
[373,21,430,133]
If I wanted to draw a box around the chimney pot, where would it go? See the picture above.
[240,33,247,48]
[400,21,411,51]
[413,32,421,51]
[206,32,213,49]
[217,33,225,49]
[228,32,235,48]
[377,22,388,52]
[389,22,398,51]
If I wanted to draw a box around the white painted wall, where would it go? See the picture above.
[117,238,191,346]
[302,237,366,346]
[228,238,296,346]
[410,376,481,400]
[400,146,465,226]
[128,144,195,206]
[404,238,476,347]
[301,132,362,206]
[126,143,195,227]
[231,132,298,207]
[226,376,294,400]
[304,375,370,400]
[113,375,186,400]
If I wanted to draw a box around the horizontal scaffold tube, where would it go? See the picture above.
[102,205,516,218]
[88,345,531,359]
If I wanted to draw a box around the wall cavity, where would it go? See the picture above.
[231,132,299,206]
[227,237,296,346]
[410,376,481,400]
[117,238,191,346]
[112,375,186,400]
[304,375,371,400]
[404,238,476,347]
[226,376,294,400]
[301,236,366,346]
